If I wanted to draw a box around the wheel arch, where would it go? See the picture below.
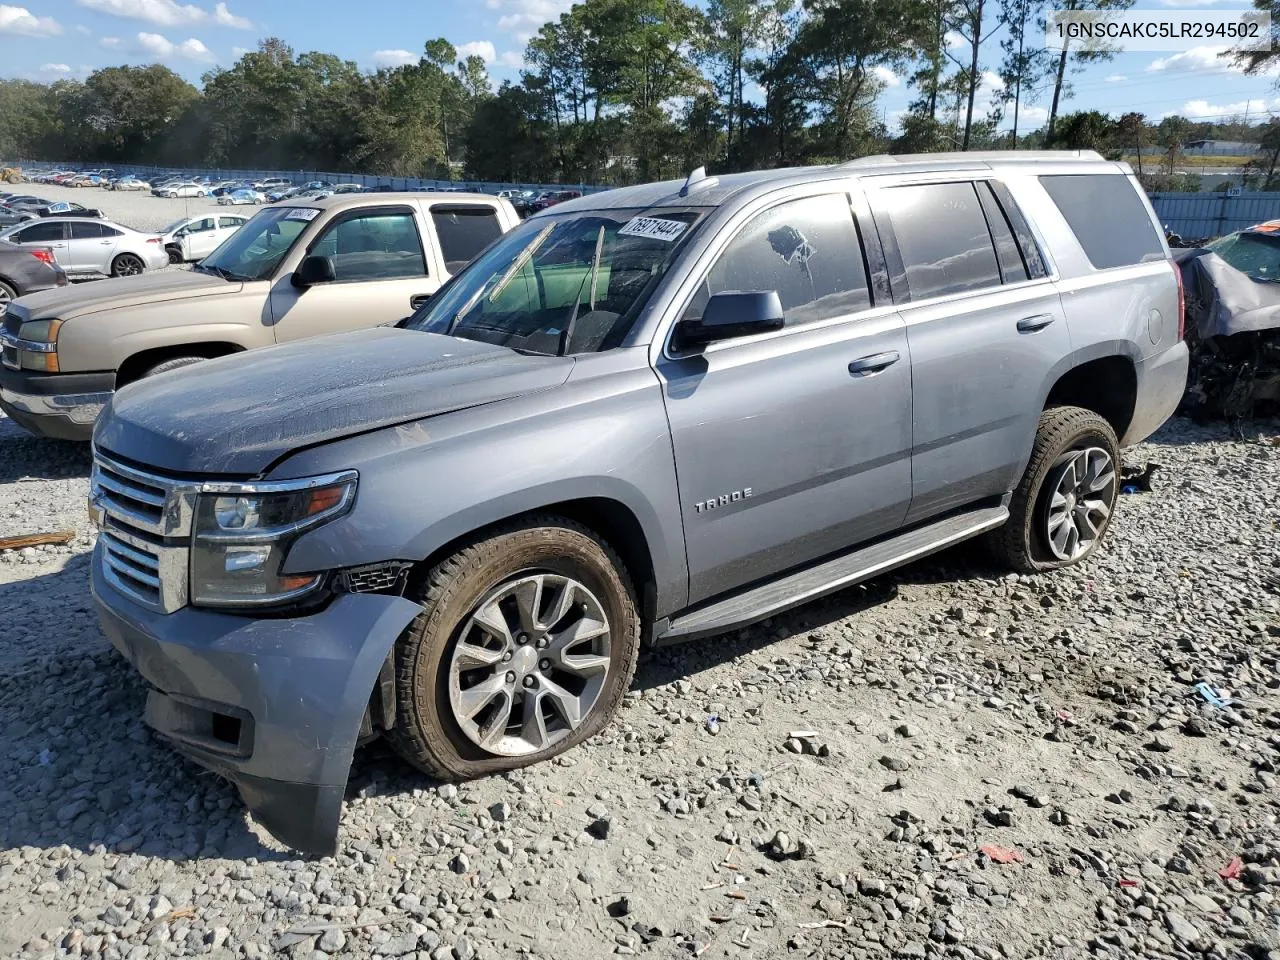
[116,341,247,387]
[1040,343,1140,443]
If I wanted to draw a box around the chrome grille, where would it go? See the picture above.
[91,449,196,613]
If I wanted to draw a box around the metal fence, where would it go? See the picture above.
[1149,191,1280,239]
[10,160,610,197]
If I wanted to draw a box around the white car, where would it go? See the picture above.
[0,217,169,278]
[159,213,250,263]
[154,181,210,199]
[109,178,150,192]
[218,189,265,206]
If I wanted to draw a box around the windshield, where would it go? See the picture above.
[1206,231,1280,281]
[161,218,189,234]
[405,208,703,355]
[198,207,317,281]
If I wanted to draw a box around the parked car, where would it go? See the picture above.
[0,191,518,441]
[73,152,1187,855]
[0,206,36,227]
[332,183,364,194]
[4,196,49,211]
[32,201,104,219]
[0,217,167,280]
[255,177,293,192]
[159,213,250,263]
[218,188,265,206]
[530,189,582,213]
[0,243,67,310]
[211,181,250,197]
[154,181,211,199]
[108,177,151,192]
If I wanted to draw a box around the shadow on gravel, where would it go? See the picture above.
[0,563,290,864]
[0,429,91,482]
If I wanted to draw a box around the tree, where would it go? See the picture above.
[1242,117,1280,189]
[1116,111,1147,175]
[1156,115,1190,175]
[944,0,999,149]
[1230,0,1280,76]
[1045,0,1135,137]
[1045,109,1115,150]
[996,0,1052,146]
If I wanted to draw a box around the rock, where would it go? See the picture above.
[879,756,910,772]
[1147,735,1174,753]
[489,801,512,822]
[485,884,513,902]
[453,935,476,960]
[858,877,888,897]
[449,853,470,874]
[767,831,796,859]
[1164,911,1203,945]
[318,928,346,953]
[587,818,612,840]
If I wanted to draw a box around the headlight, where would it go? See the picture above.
[190,471,356,607]
[11,318,62,372]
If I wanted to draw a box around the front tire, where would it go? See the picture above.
[388,516,640,780]
[141,356,205,379]
[990,406,1120,573]
[0,279,16,310]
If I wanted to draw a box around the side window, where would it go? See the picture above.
[1038,174,1165,269]
[191,217,217,232]
[988,181,1048,278]
[976,183,1028,285]
[431,206,504,273]
[70,222,108,240]
[884,182,1002,299]
[310,210,427,282]
[16,221,64,243]
[688,194,871,327]
[219,217,245,229]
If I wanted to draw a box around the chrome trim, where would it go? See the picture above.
[195,480,357,543]
[0,387,109,425]
[196,470,359,496]
[0,330,57,353]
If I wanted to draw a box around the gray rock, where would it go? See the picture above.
[318,928,346,953]
[1164,911,1203,945]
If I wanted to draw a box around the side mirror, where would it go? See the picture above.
[674,290,785,350]
[293,254,336,288]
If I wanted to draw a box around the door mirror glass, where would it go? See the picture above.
[293,254,337,288]
[675,290,784,349]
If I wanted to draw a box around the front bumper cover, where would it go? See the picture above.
[91,551,423,855]
[0,368,114,441]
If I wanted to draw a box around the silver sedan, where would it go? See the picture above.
[0,217,169,278]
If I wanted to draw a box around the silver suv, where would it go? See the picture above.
[89,151,1188,854]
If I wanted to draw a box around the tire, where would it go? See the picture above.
[0,279,16,310]
[141,356,205,379]
[165,245,183,265]
[387,516,641,781]
[989,406,1121,574]
[110,254,145,277]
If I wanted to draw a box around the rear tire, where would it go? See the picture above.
[110,254,145,277]
[0,279,16,309]
[387,516,640,781]
[141,356,205,379]
[989,406,1121,573]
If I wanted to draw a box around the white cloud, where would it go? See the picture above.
[1145,44,1272,75]
[871,65,902,88]
[75,0,250,29]
[212,1,249,27]
[944,30,967,49]
[230,44,249,56]
[1181,96,1280,118]
[496,50,526,69]
[1155,0,1249,6]
[39,62,71,71]
[456,40,497,62]
[74,22,90,33]
[488,0,573,42]
[373,48,417,69]
[136,30,215,62]
[99,34,120,47]
[1105,74,1126,82]
[0,4,62,36]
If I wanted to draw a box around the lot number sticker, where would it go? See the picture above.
[618,216,688,242]
[285,208,321,221]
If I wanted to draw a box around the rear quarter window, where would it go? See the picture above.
[1038,174,1165,269]
[432,206,504,273]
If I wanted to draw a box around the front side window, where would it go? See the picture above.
[884,182,1003,299]
[406,207,703,355]
[432,206,504,273]
[198,207,315,281]
[190,217,217,233]
[309,210,426,282]
[219,216,246,229]
[685,194,870,326]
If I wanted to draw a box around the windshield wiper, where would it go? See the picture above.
[447,222,556,336]
[559,225,605,357]
[196,263,246,282]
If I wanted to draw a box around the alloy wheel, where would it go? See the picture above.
[113,255,144,277]
[448,572,612,757]
[1044,446,1116,562]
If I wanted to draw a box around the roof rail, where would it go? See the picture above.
[841,149,1105,168]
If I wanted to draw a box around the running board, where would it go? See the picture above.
[655,505,1008,644]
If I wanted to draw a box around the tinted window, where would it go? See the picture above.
[1038,174,1165,269]
[219,217,246,229]
[432,207,504,273]
[190,217,217,232]
[976,183,1028,285]
[71,221,119,239]
[311,210,426,281]
[885,182,1002,299]
[14,221,64,243]
[689,194,870,326]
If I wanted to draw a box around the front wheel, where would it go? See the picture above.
[110,253,145,277]
[989,406,1120,573]
[387,517,640,780]
[0,279,16,310]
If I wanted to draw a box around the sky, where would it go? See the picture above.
[2,0,1279,134]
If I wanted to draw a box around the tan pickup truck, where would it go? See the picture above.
[0,192,519,439]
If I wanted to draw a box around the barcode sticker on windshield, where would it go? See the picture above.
[618,216,688,242]
[284,208,321,221]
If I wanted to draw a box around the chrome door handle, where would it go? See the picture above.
[1017,313,1055,332]
[848,350,901,375]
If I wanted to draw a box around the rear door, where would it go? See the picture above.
[867,177,1068,524]
[269,204,438,341]
[11,220,68,267]
[67,220,121,273]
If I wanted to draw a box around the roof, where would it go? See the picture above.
[274,191,503,212]
[546,150,1112,216]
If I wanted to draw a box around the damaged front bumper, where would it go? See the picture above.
[91,551,422,855]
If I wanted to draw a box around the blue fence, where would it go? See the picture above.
[10,160,610,197]
[1150,191,1280,239]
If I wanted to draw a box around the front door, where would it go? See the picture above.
[12,220,68,267]
[868,178,1071,524]
[179,216,220,260]
[655,192,914,605]
[269,206,439,342]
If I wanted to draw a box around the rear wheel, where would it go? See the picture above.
[0,280,16,309]
[110,254,145,277]
[387,516,640,780]
[989,406,1120,573]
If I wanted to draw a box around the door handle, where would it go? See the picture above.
[1017,313,1056,333]
[410,294,431,310]
[848,350,901,375]
[100,240,113,245]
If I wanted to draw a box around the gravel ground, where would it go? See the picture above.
[1,411,1278,960]
[12,183,256,234]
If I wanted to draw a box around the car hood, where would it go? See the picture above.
[16,270,242,320]
[94,328,576,475]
